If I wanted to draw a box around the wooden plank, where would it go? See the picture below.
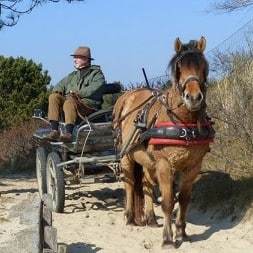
[42,194,54,211]
[39,200,44,252]
[43,204,52,226]
[44,226,57,252]
[57,244,68,253]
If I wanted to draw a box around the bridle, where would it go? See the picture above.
[173,49,208,96]
[176,75,204,96]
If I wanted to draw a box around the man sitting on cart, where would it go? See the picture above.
[46,46,106,142]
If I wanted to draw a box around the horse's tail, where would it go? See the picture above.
[133,162,145,226]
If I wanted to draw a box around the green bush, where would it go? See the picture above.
[0,56,50,130]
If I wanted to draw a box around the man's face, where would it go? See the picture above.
[73,56,90,69]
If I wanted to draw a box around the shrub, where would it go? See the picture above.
[205,53,253,178]
[0,56,50,130]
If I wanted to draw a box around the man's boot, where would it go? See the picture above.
[46,120,60,141]
[60,124,74,143]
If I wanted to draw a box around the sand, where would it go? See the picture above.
[0,172,252,253]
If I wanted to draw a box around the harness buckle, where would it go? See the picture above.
[179,127,198,140]
[191,129,197,139]
[152,90,162,98]
[179,128,187,138]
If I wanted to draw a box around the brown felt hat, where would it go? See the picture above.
[70,46,94,60]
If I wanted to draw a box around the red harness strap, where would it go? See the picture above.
[149,138,213,146]
[154,121,212,128]
[148,121,214,146]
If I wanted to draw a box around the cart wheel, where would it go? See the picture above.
[46,152,65,213]
[36,147,47,198]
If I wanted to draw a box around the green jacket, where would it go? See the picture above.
[53,65,105,109]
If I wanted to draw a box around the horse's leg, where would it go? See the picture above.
[143,166,158,226]
[156,158,174,247]
[121,155,135,225]
[131,147,157,226]
[175,162,201,247]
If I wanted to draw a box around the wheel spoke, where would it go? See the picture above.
[49,160,56,178]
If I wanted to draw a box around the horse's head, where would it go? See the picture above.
[169,36,209,112]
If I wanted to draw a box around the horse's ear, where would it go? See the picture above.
[174,37,182,53]
[197,36,206,52]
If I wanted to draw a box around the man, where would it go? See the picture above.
[47,46,105,142]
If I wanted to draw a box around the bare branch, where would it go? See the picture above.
[0,0,84,29]
[209,0,253,13]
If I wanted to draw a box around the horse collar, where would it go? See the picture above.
[142,121,215,146]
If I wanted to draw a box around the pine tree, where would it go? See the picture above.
[0,56,51,129]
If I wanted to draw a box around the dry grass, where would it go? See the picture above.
[193,54,253,217]
[0,119,47,171]
[205,54,253,178]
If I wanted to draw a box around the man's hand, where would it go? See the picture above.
[70,90,79,95]
[68,91,81,99]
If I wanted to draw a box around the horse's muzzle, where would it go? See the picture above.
[183,91,203,111]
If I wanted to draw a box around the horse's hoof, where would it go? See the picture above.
[148,222,159,228]
[126,218,135,225]
[145,214,158,227]
[174,233,191,248]
[174,239,183,248]
[125,211,134,225]
[147,218,159,227]
[135,219,146,226]
[126,221,135,225]
[161,240,174,249]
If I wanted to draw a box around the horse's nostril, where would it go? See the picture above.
[185,93,190,100]
[196,93,203,101]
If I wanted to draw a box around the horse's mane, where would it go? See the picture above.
[168,40,209,82]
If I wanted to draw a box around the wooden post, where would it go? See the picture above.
[39,194,59,253]
[44,226,57,252]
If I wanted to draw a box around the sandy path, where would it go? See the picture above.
[0,172,252,253]
[0,173,40,253]
[54,179,253,253]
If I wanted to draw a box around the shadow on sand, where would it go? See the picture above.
[63,242,102,253]
[0,170,37,195]
[0,188,37,195]
[185,170,253,242]
[64,184,125,214]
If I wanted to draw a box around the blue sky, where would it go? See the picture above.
[0,0,252,86]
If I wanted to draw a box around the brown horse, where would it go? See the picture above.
[113,37,214,247]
